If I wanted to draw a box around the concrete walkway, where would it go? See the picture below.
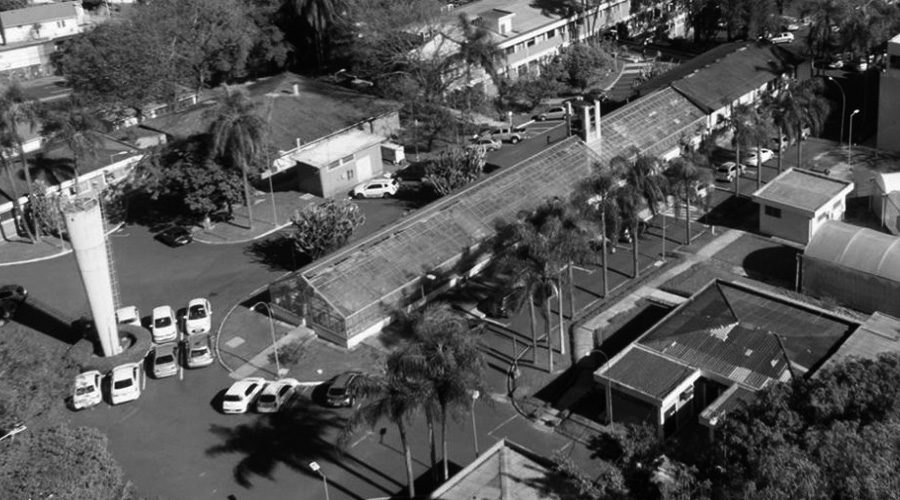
[573,228,746,357]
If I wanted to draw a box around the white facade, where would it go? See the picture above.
[0,2,83,45]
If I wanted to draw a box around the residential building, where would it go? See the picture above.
[0,1,84,79]
[140,73,402,198]
[802,220,900,318]
[268,137,601,348]
[751,168,854,245]
[877,33,900,152]
[595,280,858,438]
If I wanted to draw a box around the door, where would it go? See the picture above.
[356,155,373,181]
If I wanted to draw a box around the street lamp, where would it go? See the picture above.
[252,302,282,376]
[849,108,861,168]
[826,76,846,145]
[587,349,613,424]
[308,462,331,500]
[470,390,480,457]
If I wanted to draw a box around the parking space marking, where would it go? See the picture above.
[224,337,245,349]
[350,430,373,448]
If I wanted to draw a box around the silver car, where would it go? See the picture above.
[151,343,179,378]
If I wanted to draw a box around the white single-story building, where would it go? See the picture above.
[752,168,854,245]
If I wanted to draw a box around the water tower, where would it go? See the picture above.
[60,195,121,357]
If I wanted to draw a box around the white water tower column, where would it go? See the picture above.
[61,196,121,356]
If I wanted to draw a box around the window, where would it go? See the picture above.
[505,46,515,55]
[764,206,782,218]
[891,55,900,70]
[341,154,354,164]
[679,387,694,402]
[833,200,842,210]
[527,38,536,47]
[326,159,341,170]
[546,29,555,38]
[346,169,354,179]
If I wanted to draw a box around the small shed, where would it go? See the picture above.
[290,129,387,198]
[751,168,854,245]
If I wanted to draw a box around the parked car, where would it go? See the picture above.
[743,148,774,166]
[184,297,212,335]
[827,58,845,69]
[72,370,103,410]
[156,226,193,247]
[183,333,214,368]
[0,284,27,327]
[116,306,141,327]
[150,342,179,379]
[256,378,301,413]
[222,377,268,414]
[715,162,742,182]
[768,32,794,44]
[534,106,568,121]
[151,305,178,344]
[325,371,362,407]
[467,136,502,152]
[487,126,526,144]
[351,178,400,199]
[109,363,142,405]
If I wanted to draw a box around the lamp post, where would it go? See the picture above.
[252,302,281,376]
[849,109,861,168]
[264,96,278,227]
[308,462,331,500]
[826,76,846,145]
[587,349,613,424]
[470,390,480,457]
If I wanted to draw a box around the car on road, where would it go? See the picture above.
[110,363,142,405]
[715,162,743,182]
[486,126,526,144]
[256,378,301,413]
[150,342,179,379]
[184,298,212,335]
[534,106,569,121]
[183,333,214,368]
[151,305,178,343]
[768,32,794,44]
[116,306,141,327]
[467,136,502,152]
[325,371,362,407]
[351,178,400,199]
[222,377,268,414]
[72,370,102,410]
[743,148,774,166]
[156,226,193,247]
[0,284,27,327]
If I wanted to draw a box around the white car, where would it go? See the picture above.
[222,377,268,414]
[715,162,743,182]
[768,32,794,44]
[535,106,569,121]
[109,363,142,405]
[151,305,178,343]
[743,148,774,166]
[72,370,102,410]
[116,306,141,327]
[183,333,214,369]
[256,378,300,413]
[184,298,212,335]
[351,178,400,199]
[467,137,502,152]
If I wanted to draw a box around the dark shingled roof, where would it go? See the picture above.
[296,137,600,318]
[140,73,401,152]
[602,345,698,402]
[634,42,797,114]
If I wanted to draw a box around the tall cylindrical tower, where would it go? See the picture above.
[61,196,121,356]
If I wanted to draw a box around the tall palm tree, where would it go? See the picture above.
[453,13,504,120]
[665,153,712,244]
[293,0,340,65]
[392,303,486,481]
[0,84,40,242]
[345,358,426,499]
[746,106,777,190]
[799,0,849,63]
[728,103,756,196]
[40,98,104,194]
[208,88,267,231]
[770,78,830,169]
[575,161,624,298]
[611,149,667,279]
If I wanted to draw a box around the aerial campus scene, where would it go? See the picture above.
[3,0,900,499]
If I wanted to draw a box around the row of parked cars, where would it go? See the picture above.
[221,371,362,414]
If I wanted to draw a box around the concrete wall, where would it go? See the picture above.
[759,204,812,244]
[319,143,384,198]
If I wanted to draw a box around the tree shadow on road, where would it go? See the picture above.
[243,233,309,272]
[206,398,345,489]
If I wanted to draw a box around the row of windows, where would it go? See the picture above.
[326,154,355,171]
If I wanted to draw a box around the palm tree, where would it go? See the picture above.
[799,0,849,63]
[575,161,624,298]
[0,124,26,240]
[392,303,486,481]
[208,88,267,231]
[665,153,712,244]
[611,149,668,279]
[770,78,830,169]
[728,103,756,197]
[40,98,104,195]
[0,84,40,242]
[345,358,426,499]
[453,13,504,121]
[293,0,340,65]
[745,106,777,190]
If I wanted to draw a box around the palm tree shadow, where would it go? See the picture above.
[243,233,309,272]
[28,152,74,186]
[206,398,346,489]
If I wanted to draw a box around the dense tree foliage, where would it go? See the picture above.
[290,199,365,259]
[553,43,615,93]
[423,146,486,197]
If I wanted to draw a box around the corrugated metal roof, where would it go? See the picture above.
[0,1,78,27]
[293,137,600,318]
[752,168,853,215]
[602,345,698,402]
[805,220,900,282]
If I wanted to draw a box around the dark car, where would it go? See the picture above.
[0,285,27,326]
[156,226,193,247]
[325,371,362,407]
